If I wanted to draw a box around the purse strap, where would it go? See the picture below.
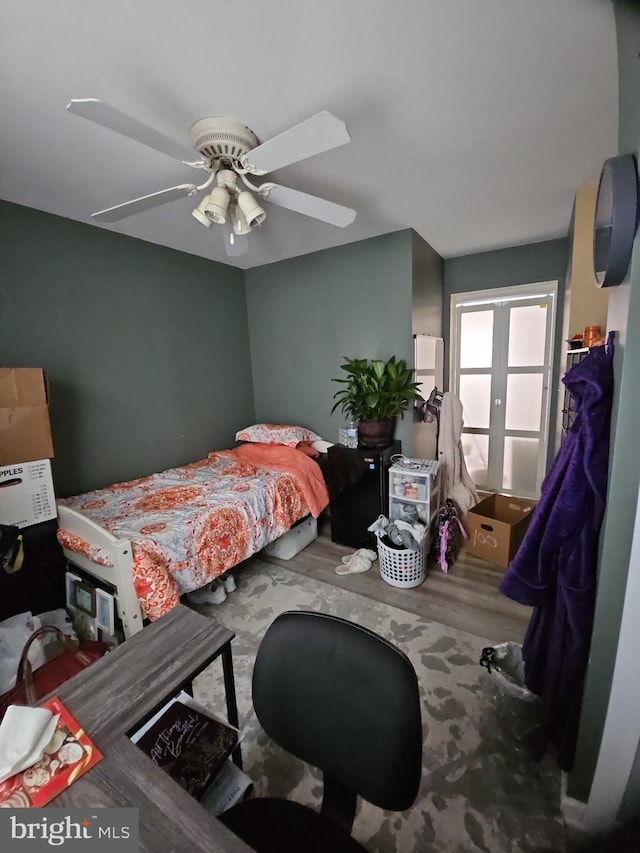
[17,626,91,704]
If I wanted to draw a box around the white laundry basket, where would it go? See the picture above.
[378,537,427,588]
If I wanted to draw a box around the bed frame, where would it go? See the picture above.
[58,505,144,639]
[57,454,326,641]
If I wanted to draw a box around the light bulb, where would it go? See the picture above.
[205,186,230,224]
[237,191,266,227]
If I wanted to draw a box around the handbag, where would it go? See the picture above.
[432,498,468,573]
[0,625,109,721]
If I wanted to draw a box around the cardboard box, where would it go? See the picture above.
[466,494,537,569]
[0,368,54,465]
[0,459,57,528]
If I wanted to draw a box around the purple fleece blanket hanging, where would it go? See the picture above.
[499,331,615,770]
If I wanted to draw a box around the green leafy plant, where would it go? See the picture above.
[331,356,423,421]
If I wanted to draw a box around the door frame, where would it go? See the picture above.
[449,280,558,496]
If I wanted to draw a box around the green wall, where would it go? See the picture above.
[412,231,443,338]
[568,0,640,808]
[0,200,253,496]
[244,230,415,453]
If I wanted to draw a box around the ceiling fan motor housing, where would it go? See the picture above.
[189,117,258,164]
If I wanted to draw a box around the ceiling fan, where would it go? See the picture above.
[66,99,357,256]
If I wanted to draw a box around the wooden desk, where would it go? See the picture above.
[50,604,253,852]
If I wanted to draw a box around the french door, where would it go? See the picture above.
[450,282,557,498]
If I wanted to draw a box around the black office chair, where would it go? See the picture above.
[220,610,423,852]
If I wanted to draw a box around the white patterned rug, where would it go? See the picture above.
[191,559,565,853]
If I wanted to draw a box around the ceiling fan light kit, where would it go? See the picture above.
[204,184,232,224]
[66,100,357,257]
[237,190,266,227]
[191,195,213,228]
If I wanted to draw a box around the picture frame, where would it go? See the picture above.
[71,579,96,617]
[65,571,81,610]
[95,588,115,636]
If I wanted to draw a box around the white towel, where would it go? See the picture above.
[0,705,59,783]
[437,392,479,518]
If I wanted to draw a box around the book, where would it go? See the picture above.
[199,758,254,817]
[134,699,238,800]
[0,697,103,807]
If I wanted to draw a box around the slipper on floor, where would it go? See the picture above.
[335,550,374,575]
[340,548,377,564]
[187,581,227,605]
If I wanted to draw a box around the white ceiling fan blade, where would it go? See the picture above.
[224,229,249,257]
[92,184,197,223]
[242,112,350,175]
[67,98,194,162]
[264,183,356,228]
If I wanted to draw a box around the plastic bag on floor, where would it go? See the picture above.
[36,609,79,659]
[480,643,538,701]
[37,609,78,642]
[0,612,45,694]
[479,643,542,758]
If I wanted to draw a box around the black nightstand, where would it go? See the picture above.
[327,441,401,549]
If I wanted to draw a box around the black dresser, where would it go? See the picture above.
[327,441,401,549]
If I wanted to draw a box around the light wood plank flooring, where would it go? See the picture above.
[262,517,531,643]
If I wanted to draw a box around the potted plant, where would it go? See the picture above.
[331,355,423,448]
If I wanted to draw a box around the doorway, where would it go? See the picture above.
[450,281,558,498]
[413,334,444,460]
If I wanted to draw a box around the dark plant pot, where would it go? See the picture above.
[358,418,396,449]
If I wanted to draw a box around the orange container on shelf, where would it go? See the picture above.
[583,326,602,347]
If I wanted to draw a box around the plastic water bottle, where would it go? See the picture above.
[346,421,358,449]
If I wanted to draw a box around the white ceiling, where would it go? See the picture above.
[0,0,618,270]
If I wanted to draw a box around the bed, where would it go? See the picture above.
[56,443,329,639]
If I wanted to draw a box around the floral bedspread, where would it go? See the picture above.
[57,451,313,621]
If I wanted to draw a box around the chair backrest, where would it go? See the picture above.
[252,610,423,812]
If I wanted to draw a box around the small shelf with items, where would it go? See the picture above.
[561,347,591,440]
[388,458,440,542]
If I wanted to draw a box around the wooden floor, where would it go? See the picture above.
[263,517,531,643]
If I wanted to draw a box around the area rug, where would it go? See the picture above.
[191,558,565,853]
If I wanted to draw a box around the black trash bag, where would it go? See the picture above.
[480,643,543,759]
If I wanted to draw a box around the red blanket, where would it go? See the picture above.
[227,444,329,518]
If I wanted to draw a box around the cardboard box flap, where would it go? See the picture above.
[0,368,54,465]
[0,368,49,406]
[470,494,535,526]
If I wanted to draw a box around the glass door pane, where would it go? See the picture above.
[508,304,548,366]
[461,434,489,488]
[505,374,544,431]
[503,437,540,494]
[460,311,494,368]
[459,374,492,429]
[415,335,438,367]
[414,335,443,401]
